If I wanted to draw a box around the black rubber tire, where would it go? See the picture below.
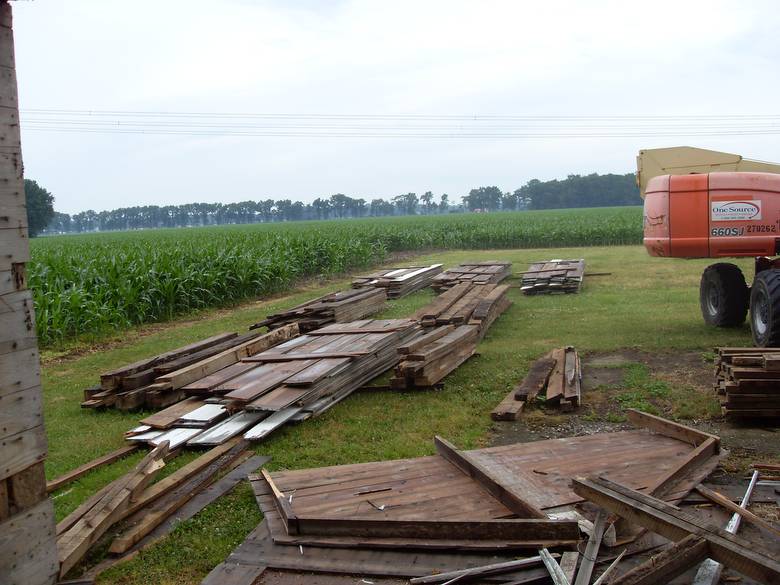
[750,269,780,347]
[699,263,749,327]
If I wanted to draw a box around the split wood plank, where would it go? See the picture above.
[46,445,139,493]
[108,440,250,553]
[57,442,169,577]
[514,357,556,401]
[610,534,709,585]
[571,476,780,585]
[409,554,549,584]
[573,509,606,585]
[434,436,547,519]
[694,484,780,537]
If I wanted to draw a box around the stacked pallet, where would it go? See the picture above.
[352,264,443,298]
[715,347,780,419]
[250,287,386,333]
[431,261,512,292]
[82,325,299,412]
[520,259,585,295]
[491,347,581,420]
[124,319,421,447]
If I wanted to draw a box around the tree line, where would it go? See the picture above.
[33,172,640,235]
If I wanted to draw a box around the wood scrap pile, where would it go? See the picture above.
[250,287,386,333]
[205,411,728,584]
[53,438,265,581]
[81,325,299,412]
[715,347,780,419]
[521,258,585,295]
[351,263,443,298]
[431,260,512,292]
[492,346,581,420]
[124,319,421,447]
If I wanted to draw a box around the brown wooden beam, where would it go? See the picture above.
[571,476,780,585]
[610,534,709,585]
[434,435,547,519]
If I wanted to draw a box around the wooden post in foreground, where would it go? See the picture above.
[0,1,59,583]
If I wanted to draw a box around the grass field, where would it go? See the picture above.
[42,245,767,584]
[31,207,641,344]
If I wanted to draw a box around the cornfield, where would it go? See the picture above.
[29,207,641,344]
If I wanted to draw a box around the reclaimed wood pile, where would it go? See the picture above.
[81,326,299,412]
[123,319,421,448]
[250,287,386,333]
[53,437,268,580]
[521,258,585,295]
[205,411,728,584]
[351,263,443,298]
[492,346,581,420]
[393,284,512,389]
[413,281,511,331]
[715,347,780,419]
[430,260,512,292]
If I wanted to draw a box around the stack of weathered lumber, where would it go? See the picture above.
[413,282,512,332]
[82,326,299,412]
[491,346,581,420]
[393,285,512,389]
[205,412,728,584]
[250,287,386,333]
[430,261,512,292]
[715,347,780,419]
[520,259,585,295]
[391,324,480,389]
[124,319,420,447]
[352,264,443,298]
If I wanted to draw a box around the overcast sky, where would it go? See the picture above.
[13,0,780,214]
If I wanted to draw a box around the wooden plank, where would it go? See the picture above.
[539,547,570,585]
[291,516,580,541]
[398,326,455,354]
[644,437,719,499]
[434,436,547,519]
[694,484,780,537]
[571,477,780,585]
[514,357,556,401]
[545,349,565,404]
[0,424,47,483]
[560,552,579,585]
[46,445,139,493]
[0,499,58,585]
[610,534,709,585]
[57,442,169,577]
[138,397,204,429]
[627,408,720,447]
[409,554,548,584]
[491,389,525,421]
[243,351,366,362]
[0,385,43,441]
[108,441,249,553]
[259,468,298,535]
[158,323,299,389]
[573,509,606,585]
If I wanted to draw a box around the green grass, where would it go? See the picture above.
[31,207,641,345]
[42,245,754,584]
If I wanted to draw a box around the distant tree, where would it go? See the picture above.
[463,186,502,211]
[518,173,640,210]
[24,179,55,236]
[392,192,418,216]
[420,191,434,214]
[501,190,519,211]
[439,193,449,213]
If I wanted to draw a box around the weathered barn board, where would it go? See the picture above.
[0,3,58,583]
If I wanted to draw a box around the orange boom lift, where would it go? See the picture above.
[638,147,780,347]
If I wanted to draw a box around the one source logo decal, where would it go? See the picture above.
[711,200,762,222]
